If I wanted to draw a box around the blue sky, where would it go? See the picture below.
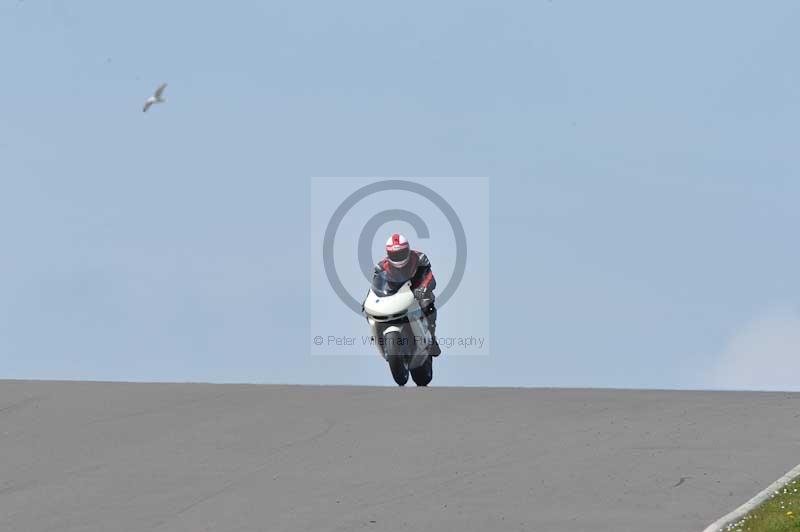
[1,1,799,389]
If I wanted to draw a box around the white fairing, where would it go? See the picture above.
[363,283,415,317]
[362,281,431,368]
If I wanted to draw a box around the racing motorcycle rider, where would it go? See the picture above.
[373,233,441,357]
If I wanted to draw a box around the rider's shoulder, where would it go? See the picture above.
[374,258,389,273]
[413,250,430,267]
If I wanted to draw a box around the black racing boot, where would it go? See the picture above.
[424,305,441,357]
[429,334,441,357]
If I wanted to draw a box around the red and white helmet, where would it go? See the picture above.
[385,233,411,267]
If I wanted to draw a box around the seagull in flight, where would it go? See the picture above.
[143,83,167,113]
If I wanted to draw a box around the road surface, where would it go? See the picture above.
[0,380,797,531]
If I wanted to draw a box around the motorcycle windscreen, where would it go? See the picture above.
[371,270,406,297]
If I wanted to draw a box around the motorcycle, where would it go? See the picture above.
[362,270,434,386]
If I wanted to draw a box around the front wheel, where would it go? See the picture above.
[384,331,409,386]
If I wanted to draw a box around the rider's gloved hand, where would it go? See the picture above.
[413,286,429,300]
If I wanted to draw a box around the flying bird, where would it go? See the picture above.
[143,83,167,113]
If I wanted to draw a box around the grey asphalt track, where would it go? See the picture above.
[0,381,798,532]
